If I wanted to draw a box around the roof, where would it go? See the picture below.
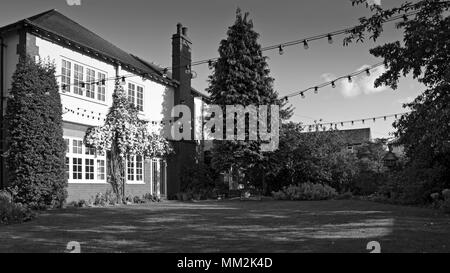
[0,9,199,90]
[336,128,371,145]
[303,128,371,145]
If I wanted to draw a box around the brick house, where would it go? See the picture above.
[0,10,207,201]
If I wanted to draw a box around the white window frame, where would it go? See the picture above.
[85,68,95,99]
[126,155,145,184]
[65,137,107,184]
[61,60,71,93]
[60,57,108,104]
[127,81,144,112]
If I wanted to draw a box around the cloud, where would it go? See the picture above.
[367,0,382,6]
[321,65,388,98]
[66,0,82,6]
[396,96,415,105]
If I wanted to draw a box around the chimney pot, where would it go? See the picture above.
[177,23,182,34]
[182,27,188,36]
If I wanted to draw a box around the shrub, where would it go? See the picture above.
[143,193,160,202]
[93,192,106,206]
[272,183,337,201]
[0,193,34,224]
[4,56,67,209]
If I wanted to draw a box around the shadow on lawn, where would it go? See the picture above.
[0,200,449,252]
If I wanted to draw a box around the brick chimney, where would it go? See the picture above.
[172,23,192,106]
[167,23,197,198]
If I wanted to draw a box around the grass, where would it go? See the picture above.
[0,199,449,253]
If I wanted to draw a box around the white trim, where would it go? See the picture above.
[65,137,108,184]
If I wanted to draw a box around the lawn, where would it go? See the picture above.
[0,199,449,253]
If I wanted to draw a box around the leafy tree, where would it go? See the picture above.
[345,0,450,201]
[207,8,290,194]
[4,56,67,209]
[84,82,172,202]
[266,122,359,193]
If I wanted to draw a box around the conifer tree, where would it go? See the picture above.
[207,9,290,192]
[5,56,67,209]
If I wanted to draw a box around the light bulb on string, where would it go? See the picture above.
[331,81,336,88]
[303,40,309,50]
[327,34,333,44]
[278,45,284,55]
[384,116,387,121]
[162,68,168,78]
[121,76,126,85]
[314,86,318,94]
[300,92,305,99]
[208,60,214,69]
[347,76,352,83]
[101,79,106,85]
[185,65,191,75]
[366,69,371,76]
[373,118,376,123]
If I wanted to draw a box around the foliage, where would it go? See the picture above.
[4,56,67,209]
[345,0,450,203]
[179,163,219,200]
[0,190,34,224]
[266,122,359,193]
[84,83,172,202]
[207,9,291,193]
[271,183,337,201]
[351,140,388,195]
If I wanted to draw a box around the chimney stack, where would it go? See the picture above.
[167,23,196,197]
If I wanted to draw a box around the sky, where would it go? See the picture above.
[0,0,425,139]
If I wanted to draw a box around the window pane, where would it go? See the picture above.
[74,64,84,95]
[97,159,105,180]
[136,156,143,181]
[97,72,106,101]
[127,156,135,181]
[86,68,95,99]
[61,60,71,92]
[73,158,82,180]
[128,83,135,105]
[73,140,82,154]
[85,159,94,180]
[137,86,143,111]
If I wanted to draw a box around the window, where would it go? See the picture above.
[73,64,84,95]
[62,59,107,103]
[86,68,95,99]
[97,72,106,101]
[128,83,135,105]
[65,137,106,183]
[61,60,71,92]
[127,155,135,181]
[127,156,144,182]
[136,156,143,181]
[65,138,70,153]
[127,83,144,111]
[65,157,70,179]
[72,158,82,180]
[97,159,105,180]
[73,140,83,154]
[136,86,144,111]
[85,159,94,180]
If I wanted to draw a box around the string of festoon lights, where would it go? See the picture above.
[281,62,385,101]
[301,111,412,132]
[159,10,420,73]
[62,106,175,126]
[57,9,420,91]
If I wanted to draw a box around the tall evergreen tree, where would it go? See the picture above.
[4,56,67,209]
[207,9,290,192]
